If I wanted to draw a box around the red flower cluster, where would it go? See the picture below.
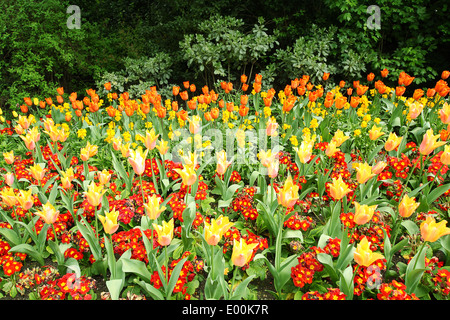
[231,187,258,220]
[301,287,346,300]
[291,249,323,288]
[284,213,314,231]
[377,280,419,300]
[149,252,196,299]
[40,272,96,300]
[353,259,386,296]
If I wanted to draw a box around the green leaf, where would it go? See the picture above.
[230,274,256,300]
[9,244,44,266]
[401,220,419,236]
[106,279,123,300]
[121,258,153,283]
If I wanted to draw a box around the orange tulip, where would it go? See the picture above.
[380,68,389,78]
[98,208,120,235]
[395,86,406,96]
[277,175,299,208]
[334,96,347,109]
[442,70,450,80]
[356,85,368,96]
[413,89,424,101]
[3,172,14,187]
[419,128,446,155]
[23,97,32,107]
[241,74,248,83]
[322,72,330,81]
[398,194,420,218]
[179,90,189,101]
[172,86,180,96]
[329,176,351,201]
[354,237,384,267]
[367,73,375,82]
[420,215,450,243]
[239,105,249,117]
[350,96,360,108]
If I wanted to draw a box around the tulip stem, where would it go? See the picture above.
[165,246,169,286]
[51,223,59,245]
[230,266,238,299]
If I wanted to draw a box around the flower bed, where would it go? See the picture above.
[0,70,450,301]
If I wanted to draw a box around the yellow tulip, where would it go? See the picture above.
[331,129,350,147]
[35,201,60,225]
[325,140,339,157]
[372,161,387,175]
[83,182,106,207]
[0,187,17,207]
[152,218,174,246]
[97,169,112,185]
[368,125,385,141]
[439,102,450,124]
[174,165,197,186]
[398,194,420,218]
[354,236,384,267]
[267,158,279,179]
[294,140,313,164]
[329,176,352,201]
[188,115,201,134]
[3,150,14,165]
[355,162,375,184]
[420,215,450,243]
[98,208,120,235]
[15,189,34,211]
[353,202,377,225]
[231,238,259,267]
[441,145,450,165]
[142,129,159,150]
[44,125,61,142]
[144,194,166,220]
[408,101,424,120]
[216,150,231,176]
[419,128,446,155]
[20,134,36,150]
[28,163,47,181]
[204,215,234,246]
[277,175,299,208]
[259,149,275,168]
[128,147,149,176]
[156,139,169,155]
[266,117,279,137]
[384,132,402,152]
